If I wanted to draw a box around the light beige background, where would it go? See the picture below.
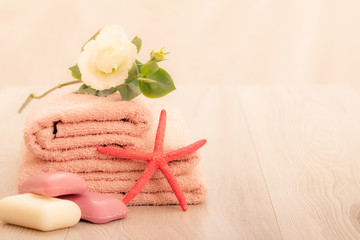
[0,0,359,90]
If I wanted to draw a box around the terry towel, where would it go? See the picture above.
[18,85,207,206]
[19,146,207,206]
[23,87,152,162]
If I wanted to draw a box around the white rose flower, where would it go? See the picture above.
[78,25,137,90]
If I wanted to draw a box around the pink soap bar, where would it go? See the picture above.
[18,172,88,197]
[59,192,128,224]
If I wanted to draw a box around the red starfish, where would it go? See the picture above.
[97,109,206,211]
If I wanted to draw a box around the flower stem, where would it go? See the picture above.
[18,80,82,113]
[137,77,157,83]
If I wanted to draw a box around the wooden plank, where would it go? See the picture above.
[0,87,67,239]
[240,85,360,239]
[64,85,282,239]
[0,85,282,239]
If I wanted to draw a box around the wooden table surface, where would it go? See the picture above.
[1,84,360,240]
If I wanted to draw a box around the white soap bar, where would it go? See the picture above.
[0,193,81,231]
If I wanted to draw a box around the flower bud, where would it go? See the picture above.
[151,48,166,62]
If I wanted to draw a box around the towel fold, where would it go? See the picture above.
[18,145,208,205]
[18,85,208,206]
[18,146,200,182]
[109,187,207,206]
[24,87,152,161]
[18,147,207,196]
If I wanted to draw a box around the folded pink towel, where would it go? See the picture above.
[18,85,208,206]
[24,86,152,161]
[18,146,200,182]
[18,146,207,206]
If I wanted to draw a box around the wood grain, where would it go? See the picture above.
[0,85,281,239]
[240,85,360,239]
[5,84,360,239]
[0,88,68,239]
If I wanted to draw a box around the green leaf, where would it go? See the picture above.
[135,60,143,72]
[81,28,101,51]
[131,36,142,54]
[117,79,141,101]
[74,84,96,95]
[69,64,81,80]
[139,68,176,98]
[74,84,117,97]
[140,61,159,77]
[116,62,141,100]
[125,63,139,83]
[96,87,118,97]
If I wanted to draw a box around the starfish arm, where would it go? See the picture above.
[122,161,158,204]
[165,139,207,162]
[154,109,167,153]
[97,147,152,162]
[159,162,188,211]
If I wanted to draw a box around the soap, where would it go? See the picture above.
[0,193,81,231]
[18,172,88,197]
[59,192,128,224]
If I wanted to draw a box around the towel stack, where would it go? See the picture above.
[18,86,207,206]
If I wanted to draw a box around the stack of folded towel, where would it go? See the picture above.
[17,86,207,206]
